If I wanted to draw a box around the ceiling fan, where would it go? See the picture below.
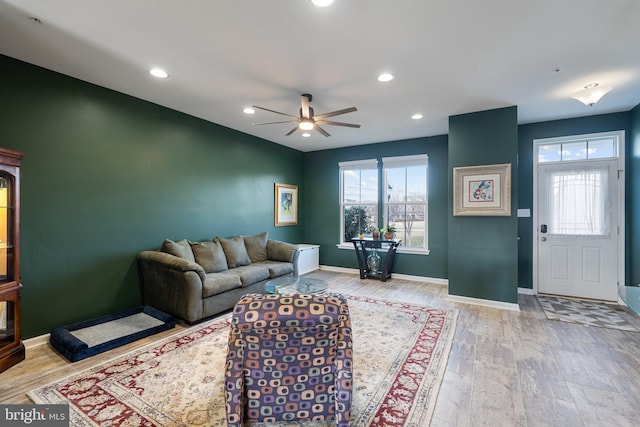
[252,94,360,137]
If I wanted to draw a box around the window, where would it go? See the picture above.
[535,130,623,239]
[383,155,428,252]
[547,167,610,235]
[538,136,617,163]
[339,159,378,244]
[338,155,429,254]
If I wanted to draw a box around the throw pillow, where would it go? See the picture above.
[244,231,268,262]
[160,239,195,262]
[190,240,228,273]
[216,235,251,268]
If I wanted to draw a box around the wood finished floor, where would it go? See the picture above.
[2,270,640,426]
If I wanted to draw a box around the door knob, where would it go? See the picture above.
[540,236,547,241]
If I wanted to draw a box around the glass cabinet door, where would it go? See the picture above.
[0,172,14,283]
[0,300,15,344]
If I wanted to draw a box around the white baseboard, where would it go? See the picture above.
[447,294,521,311]
[518,287,535,295]
[318,265,448,286]
[24,333,50,349]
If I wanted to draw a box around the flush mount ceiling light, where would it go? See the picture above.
[311,0,334,7]
[411,113,424,120]
[378,73,394,82]
[302,132,312,138]
[571,83,612,106]
[149,68,168,78]
[243,107,255,114]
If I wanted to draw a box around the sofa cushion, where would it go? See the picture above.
[190,240,228,273]
[202,273,242,298]
[244,231,268,262]
[216,235,251,268]
[256,260,294,278]
[227,265,271,287]
[160,239,195,262]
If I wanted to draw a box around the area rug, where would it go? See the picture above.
[28,295,457,426]
[536,294,638,332]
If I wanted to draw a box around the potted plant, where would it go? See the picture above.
[382,223,396,240]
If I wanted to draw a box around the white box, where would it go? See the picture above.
[297,244,320,275]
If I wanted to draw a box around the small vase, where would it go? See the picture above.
[367,248,381,274]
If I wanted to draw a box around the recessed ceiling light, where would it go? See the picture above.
[302,132,312,138]
[311,0,334,7]
[378,73,394,82]
[243,107,255,114]
[411,113,424,120]
[149,68,168,78]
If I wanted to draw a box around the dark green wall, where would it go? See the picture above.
[3,52,639,338]
[0,55,304,338]
[630,104,640,286]
[517,112,632,289]
[448,107,519,303]
[303,136,449,279]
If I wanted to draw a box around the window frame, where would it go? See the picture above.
[337,155,430,255]
[338,159,378,247]
[383,155,430,254]
[537,134,619,164]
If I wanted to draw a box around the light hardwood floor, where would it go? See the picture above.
[2,270,640,426]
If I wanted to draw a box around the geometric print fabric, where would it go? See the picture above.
[225,293,353,427]
[536,294,638,332]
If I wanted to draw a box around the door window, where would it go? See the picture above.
[546,167,610,236]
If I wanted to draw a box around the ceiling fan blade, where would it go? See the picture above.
[315,120,361,128]
[314,106,358,120]
[253,120,298,126]
[285,126,299,136]
[315,124,331,137]
[301,95,311,119]
[252,105,298,118]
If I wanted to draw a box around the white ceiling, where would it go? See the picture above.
[1,0,639,152]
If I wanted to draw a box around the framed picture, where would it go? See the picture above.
[275,183,298,226]
[453,163,511,216]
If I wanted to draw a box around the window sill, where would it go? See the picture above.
[336,243,430,255]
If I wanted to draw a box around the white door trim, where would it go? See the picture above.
[532,130,625,297]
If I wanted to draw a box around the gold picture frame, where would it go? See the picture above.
[275,183,298,226]
[453,163,511,216]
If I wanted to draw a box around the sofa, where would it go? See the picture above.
[137,232,300,323]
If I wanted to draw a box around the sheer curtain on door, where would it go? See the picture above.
[546,165,611,236]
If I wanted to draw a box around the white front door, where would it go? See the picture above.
[537,159,619,301]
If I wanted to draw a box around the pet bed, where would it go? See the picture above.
[50,305,175,362]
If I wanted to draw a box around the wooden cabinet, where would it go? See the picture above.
[0,148,24,374]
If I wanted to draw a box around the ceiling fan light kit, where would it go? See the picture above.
[299,120,314,130]
[252,93,360,138]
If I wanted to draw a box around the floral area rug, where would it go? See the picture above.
[29,295,458,426]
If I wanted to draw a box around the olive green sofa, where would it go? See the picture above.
[137,232,299,323]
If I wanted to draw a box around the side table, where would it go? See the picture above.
[351,239,400,282]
